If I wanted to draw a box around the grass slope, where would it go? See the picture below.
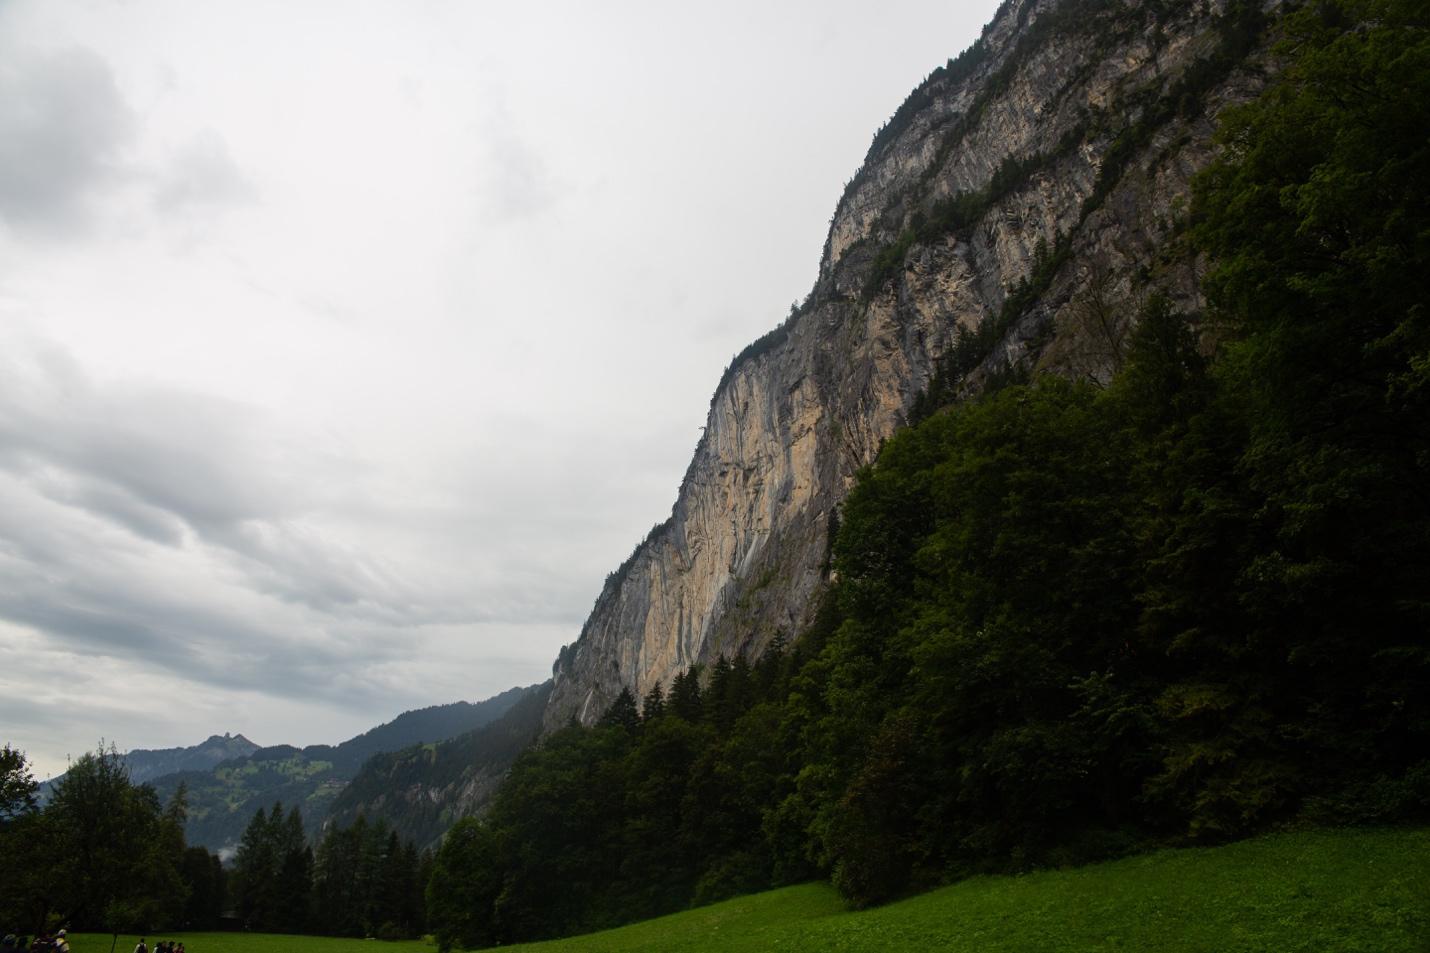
[69,827,1427,953]
[69,938,431,953]
[503,826,1428,953]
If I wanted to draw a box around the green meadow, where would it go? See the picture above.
[68,939,430,953]
[72,827,1428,953]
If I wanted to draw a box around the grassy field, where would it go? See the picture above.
[71,826,1429,953]
[70,935,434,953]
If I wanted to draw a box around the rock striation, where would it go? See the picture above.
[545,0,1280,729]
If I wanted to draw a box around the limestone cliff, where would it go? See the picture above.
[546,0,1279,728]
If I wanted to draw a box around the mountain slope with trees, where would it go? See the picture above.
[424,0,1430,945]
[326,682,554,851]
[544,0,1298,733]
[115,734,261,786]
[143,686,537,852]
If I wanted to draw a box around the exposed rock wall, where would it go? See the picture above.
[545,0,1279,729]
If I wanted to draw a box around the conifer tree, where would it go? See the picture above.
[640,682,667,722]
[599,687,640,733]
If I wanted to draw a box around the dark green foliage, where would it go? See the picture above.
[311,816,425,939]
[177,846,226,930]
[1,745,228,935]
[599,688,641,733]
[667,667,704,722]
[639,682,666,722]
[1181,0,1430,831]
[0,746,45,932]
[907,318,1000,424]
[426,819,504,952]
[423,651,801,945]
[15,745,189,933]
[811,376,1148,900]
[0,745,38,822]
[861,230,918,300]
[232,803,312,933]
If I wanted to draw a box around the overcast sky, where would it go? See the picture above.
[0,0,1002,780]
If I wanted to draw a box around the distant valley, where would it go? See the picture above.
[56,684,542,854]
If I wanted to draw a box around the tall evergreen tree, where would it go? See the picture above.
[668,667,704,722]
[640,682,667,722]
[599,687,640,733]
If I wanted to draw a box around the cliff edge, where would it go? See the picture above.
[546,0,1276,728]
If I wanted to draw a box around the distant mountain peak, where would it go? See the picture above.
[119,733,262,784]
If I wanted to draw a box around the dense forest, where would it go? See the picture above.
[0,694,536,939]
[0,745,226,936]
[422,0,1430,946]
[0,744,430,939]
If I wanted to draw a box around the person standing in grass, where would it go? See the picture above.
[133,937,147,953]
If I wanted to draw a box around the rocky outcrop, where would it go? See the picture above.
[122,733,261,785]
[546,0,1279,728]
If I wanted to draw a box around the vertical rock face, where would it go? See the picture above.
[545,0,1277,729]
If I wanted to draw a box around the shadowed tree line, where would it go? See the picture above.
[0,744,226,937]
[0,745,428,941]
[230,803,428,939]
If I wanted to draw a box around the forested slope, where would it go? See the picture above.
[326,683,554,850]
[425,1,1430,946]
[146,687,534,851]
[546,0,1288,731]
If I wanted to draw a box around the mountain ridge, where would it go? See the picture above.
[138,686,537,852]
[119,732,261,785]
[543,0,1281,729]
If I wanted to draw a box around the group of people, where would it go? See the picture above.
[2,929,69,953]
[134,940,185,953]
[1,933,189,953]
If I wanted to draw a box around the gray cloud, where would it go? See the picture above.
[0,45,134,232]
[475,104,554,223]
[36,473,189,547]
[154,129,256,214]
[0,345,312,537]
[0,340,579,724]
[0,483,398,710]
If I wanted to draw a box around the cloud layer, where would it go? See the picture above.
[0,0,1002,779]
[0,45,134,231]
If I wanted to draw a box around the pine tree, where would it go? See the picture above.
[599,687,640,733]
[669,667,704,722]
[640,682,667,722]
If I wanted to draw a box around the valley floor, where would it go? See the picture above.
[494,826,1427,952]
[71,826,1429,953]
